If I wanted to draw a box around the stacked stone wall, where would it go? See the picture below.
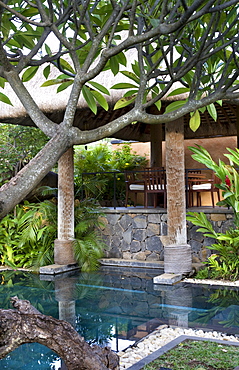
[100,209,234,263]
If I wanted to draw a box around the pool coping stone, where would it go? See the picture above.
[39,263,79,275]
[125,335,239,370]
[153,273,182,285]
[100,258,164,270]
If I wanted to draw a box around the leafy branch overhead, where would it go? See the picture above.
[0,0,238,219]
[0,1,238,127]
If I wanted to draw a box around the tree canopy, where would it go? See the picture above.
[0,0,238,218]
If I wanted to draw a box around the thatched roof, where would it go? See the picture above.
[0,63,238,141]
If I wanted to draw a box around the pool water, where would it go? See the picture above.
[0,266,239,369]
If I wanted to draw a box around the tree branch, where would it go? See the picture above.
[0,297,119,370]
[0,1,51,27]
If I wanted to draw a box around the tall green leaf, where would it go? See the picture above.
[22,66,39,82]
[82,86,97,114]
[91,90,109,111]
[189,110,201,132]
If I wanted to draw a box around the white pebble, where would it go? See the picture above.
[118,326,239,370]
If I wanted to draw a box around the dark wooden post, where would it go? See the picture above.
[150,124,163,167]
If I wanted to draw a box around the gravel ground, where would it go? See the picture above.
[118,326,239,369]
[118,277,239,370]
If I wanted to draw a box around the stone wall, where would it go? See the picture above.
[100,208,234,263]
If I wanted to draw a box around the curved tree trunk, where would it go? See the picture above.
[0,297,119,370]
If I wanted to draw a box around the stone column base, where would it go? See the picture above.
[164,244,192,275]
[54,239,76,265]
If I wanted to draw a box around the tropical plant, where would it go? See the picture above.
[74,144,115,200]
[187,145,239,280]
[0,124,48,185]
[73,199,106,271]
[74,143,147,204]
[189,145,239,226]
[187,211,239,280]
[0,199,106,271]
[0,201,56,269]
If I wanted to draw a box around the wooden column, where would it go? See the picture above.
[163,118,192,274]
[54,147,76,265]
[237,106,239,149]
[150,124,163,167]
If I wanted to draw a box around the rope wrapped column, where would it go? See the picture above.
[164,118,192,275]
[54,147,76,265]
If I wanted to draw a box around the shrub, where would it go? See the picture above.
[0,199,106,272]
[187,145,239,281]
[74,143,148,204]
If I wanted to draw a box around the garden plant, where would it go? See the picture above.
[74,143,148,205]
[0,198,105,271]
[187,145,239,281]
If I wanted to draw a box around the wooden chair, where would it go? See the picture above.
[124,170,145,207]
[143,167,167,208]
[189,172,221,207]
[186,170,203,207]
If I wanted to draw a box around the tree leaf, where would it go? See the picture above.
[82,86,97,114]
[22,66,39,82]
[57,80,73,93]
[59,58,75,74]
[88,81,110,95]
[116,52,127,67]
[120,70,140,84]
[165,100,187,113]
[150,19,160,27]
[152,91,161,111]
[91,90,109,111]
[0,92,13,106]
[113,96,136,110]
[43,65,50,79]
[45,44,52,55]
[0,77,6,89]
[207,103,217,121]
[111,82,138,89]
[109,56,119,76]
[167,87,190,97]
[189,110,201,132]
[154,99,161,111]
[124,90,138,97]
[41,79,70,87]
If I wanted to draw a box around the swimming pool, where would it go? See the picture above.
[0,266,238,369]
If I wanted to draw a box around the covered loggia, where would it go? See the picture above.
[0,66,238,275]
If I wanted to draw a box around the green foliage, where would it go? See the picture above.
[0,199,106,272]
[188,212,239,281]
[187,145,239,280]
[0,124,48,185]
[0,201,56,269]
[189,145,239,226]
[0,1,239,133]
[74,143,148,203]
[73,199,106,271]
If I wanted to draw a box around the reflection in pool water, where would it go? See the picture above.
[0,266,238,369]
